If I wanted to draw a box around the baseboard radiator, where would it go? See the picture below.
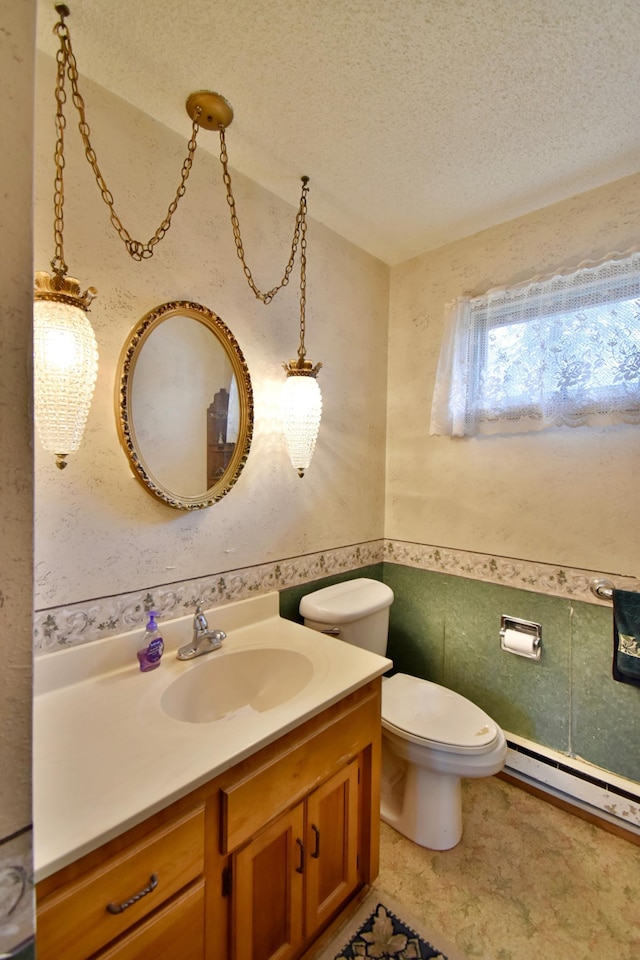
[503,732,640,836]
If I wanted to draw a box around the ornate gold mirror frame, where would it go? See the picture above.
[116,301,253,510]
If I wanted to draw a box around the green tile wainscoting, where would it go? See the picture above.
[280,562,640,786]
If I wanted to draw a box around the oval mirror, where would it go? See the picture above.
[116,301,253,509]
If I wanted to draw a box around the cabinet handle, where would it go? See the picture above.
[311,823,320,859]
[295,838,305,874]
[106,873,158,914]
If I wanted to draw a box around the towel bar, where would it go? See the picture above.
[590,578,614,601]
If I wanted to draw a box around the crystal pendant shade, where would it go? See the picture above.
[281,372,322,477]
[33,298,99,468]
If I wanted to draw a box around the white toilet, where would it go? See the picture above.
[300,577,507,850]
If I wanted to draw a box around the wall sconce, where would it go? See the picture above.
[186,93,323,476]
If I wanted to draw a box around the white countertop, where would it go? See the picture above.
[33,592,391,882]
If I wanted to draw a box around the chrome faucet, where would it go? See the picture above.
[176,605,227,660]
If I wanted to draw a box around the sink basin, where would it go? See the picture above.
[161,647,315,723]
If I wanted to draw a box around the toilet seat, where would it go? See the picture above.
[382,673,500,755]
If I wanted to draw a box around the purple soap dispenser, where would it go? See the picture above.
[137,610,164,672]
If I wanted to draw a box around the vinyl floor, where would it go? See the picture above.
[376,775,640,960]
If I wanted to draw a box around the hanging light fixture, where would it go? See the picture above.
[280,178,323,477]
[36,4,204,468]
[33,276,98,471]
[35,8,324,476]
[185,93,323,476]
[34,3,98,469]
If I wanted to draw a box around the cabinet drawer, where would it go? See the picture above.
[97,880,205,960]
[37,805,205,960]
[221,689,378,853]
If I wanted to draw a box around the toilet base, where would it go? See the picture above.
[381,757,463,850]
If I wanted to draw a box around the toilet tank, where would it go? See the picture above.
[299,578,394,655]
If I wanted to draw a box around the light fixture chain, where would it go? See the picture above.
[51,39,69,278]
[298,192,307,360]
[218,126,309,304]
[53,13,201,262]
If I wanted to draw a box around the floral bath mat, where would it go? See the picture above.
[313,888,469,960]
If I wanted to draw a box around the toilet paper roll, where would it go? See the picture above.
[501,628,540,658]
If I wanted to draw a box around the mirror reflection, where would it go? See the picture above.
[116,301,253,509]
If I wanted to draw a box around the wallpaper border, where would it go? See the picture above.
[384,539,640,601]
[34,539,639,653]
[34,541,384,653]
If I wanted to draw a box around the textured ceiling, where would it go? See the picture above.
[35,0,640,265]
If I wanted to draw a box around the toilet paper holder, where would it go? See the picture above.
[500,615,542,660]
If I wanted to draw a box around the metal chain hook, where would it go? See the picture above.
[51,5,201,263]
[48,4,311,291]
[50,16,69,279]
[297,178,309,360]
[218,126,310,305]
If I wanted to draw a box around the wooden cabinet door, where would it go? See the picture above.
[304,758,360,937]
[37,806,205,960]
[96,881,205,960]
[232,804,305,960]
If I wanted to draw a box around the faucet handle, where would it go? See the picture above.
[193,604,209,635]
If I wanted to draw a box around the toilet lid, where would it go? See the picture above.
[382,673,498,749]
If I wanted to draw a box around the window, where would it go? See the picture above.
[430,251,640,436]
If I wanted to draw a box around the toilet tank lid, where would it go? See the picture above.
[299,578,394,624]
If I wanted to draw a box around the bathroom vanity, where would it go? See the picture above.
[34,594,391,960]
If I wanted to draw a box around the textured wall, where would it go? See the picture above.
[0,0,35,953]
[33,53,389,611]
[386,174,640,576]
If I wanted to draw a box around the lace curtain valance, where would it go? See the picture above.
[430,251,640,437]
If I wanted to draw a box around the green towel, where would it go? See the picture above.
[612,589,640,688]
